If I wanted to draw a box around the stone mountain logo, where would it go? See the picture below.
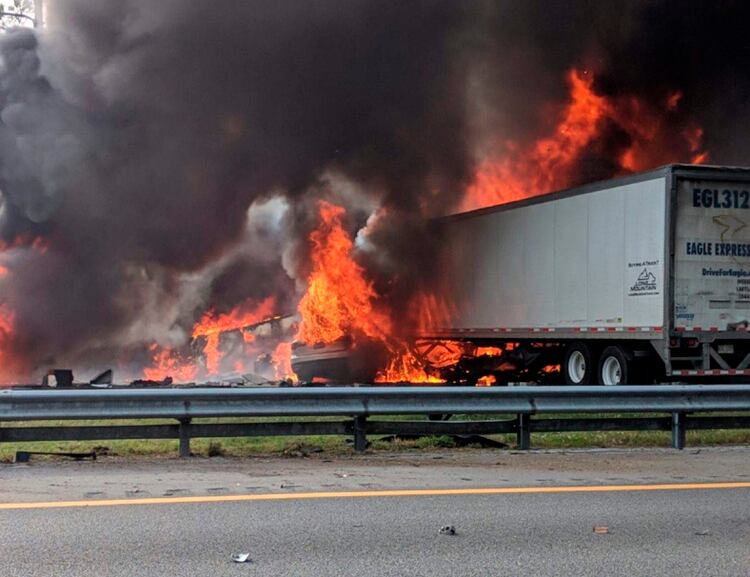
[630,268,657,293]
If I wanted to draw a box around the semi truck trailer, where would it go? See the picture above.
[425,164,750,385]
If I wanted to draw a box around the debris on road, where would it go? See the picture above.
[593,526,609,534]
[15,450,97,463]
[439,525,456,535]
[694,530,711,536]
[231,553,252,563]
[90,369,113,386]
[451,435,508,449]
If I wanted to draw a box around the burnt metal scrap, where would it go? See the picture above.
[15,450,97,463]
[436,344,563,386]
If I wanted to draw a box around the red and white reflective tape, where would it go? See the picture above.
[447,326,663,334]
[671,369,750,376]
[575,326,662,333]
[674,326,721,332]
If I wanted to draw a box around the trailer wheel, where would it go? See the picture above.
[598,346,630,386]
[564,342,596,385]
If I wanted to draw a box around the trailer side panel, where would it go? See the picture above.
[444,177,667,333]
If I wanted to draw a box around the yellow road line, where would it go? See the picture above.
[1,482,749,511]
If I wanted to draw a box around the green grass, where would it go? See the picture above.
[2,414,750,461]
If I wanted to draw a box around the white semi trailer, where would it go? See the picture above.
[427,164,750,385]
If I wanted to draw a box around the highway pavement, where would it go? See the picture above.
[1,448,749,576]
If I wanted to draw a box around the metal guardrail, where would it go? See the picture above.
[2,385,750,457]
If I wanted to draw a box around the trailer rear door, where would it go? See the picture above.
[674,177,750,330]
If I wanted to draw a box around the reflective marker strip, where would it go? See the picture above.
[436,327,664,334]
[672,369,750,376]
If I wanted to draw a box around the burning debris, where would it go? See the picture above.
[0,1,747,385]
[141,309,298,384]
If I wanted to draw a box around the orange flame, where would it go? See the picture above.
[296,201,443,383]
[375,345,445,384]
[475,346,503,357]
[0,304,17,384]
[192,296,276,375]
[464,69,708,210]
[296,201,391,345]
[142,297,281,381]
[142,343,198,382]
[417,339,465,369]
[465,70,608,209]
[666,90,683,111]
[476,374,496,387]
[271,341,297,382]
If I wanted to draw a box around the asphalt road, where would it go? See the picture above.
[2,483,749,576]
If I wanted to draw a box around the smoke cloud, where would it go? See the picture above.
[0,0,748,379]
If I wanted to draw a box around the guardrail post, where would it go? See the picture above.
[178,418,192,458]
[671,412,685,450]
[353,416,367,452]
[516,413,531,450]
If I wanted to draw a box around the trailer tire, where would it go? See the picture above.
[598,345,631,386]
[564,342,596,385]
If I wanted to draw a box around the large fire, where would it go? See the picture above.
[296,201,391,345]
[463,69,708,210]
[274,67,712,384]
[295,200,444,383]
[0,68,713,387]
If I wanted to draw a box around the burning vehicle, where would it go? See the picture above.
[290,337,386,384]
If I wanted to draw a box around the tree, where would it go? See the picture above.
[0,0,37,30]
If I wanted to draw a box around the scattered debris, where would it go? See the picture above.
[439,525,456,536]
[231,553,252,563]
[90,369,113,386]
[281,442,323,457]
[163,488,189,496]
[379,433,508,448]
[129,376,174,387]
[15,450,97,463]
[451,435,508,449]
[593,526,609,534]
[42,369,74,388]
